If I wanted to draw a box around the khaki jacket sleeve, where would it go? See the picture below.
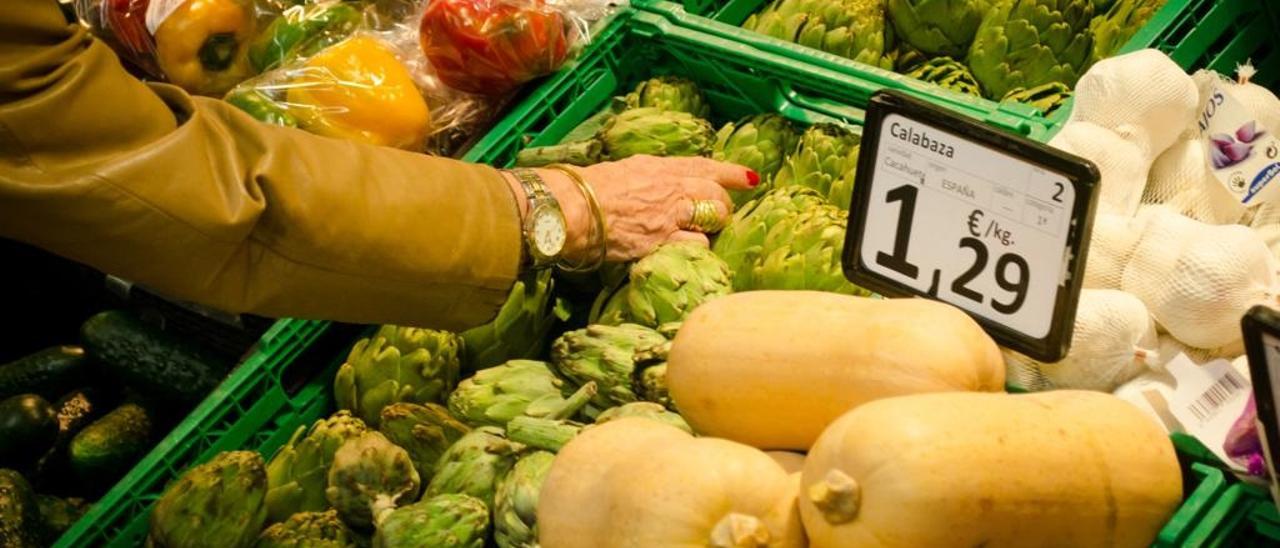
[0,0,523,330]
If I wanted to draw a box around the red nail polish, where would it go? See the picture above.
[746,170,760,187]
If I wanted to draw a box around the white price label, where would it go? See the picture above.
[844,92,1097,361]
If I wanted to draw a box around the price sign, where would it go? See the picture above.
[842,91,1099,362]
[1243,305,1280,515]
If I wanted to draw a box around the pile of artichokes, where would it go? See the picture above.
[742,0,1168,116]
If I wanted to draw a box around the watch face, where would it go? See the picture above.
[531,207,567,259]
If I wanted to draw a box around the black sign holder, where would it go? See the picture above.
[1243,304,1280,512]
[842,90,1099,362]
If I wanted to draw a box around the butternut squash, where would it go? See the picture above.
[800,391,1182,548]
[668,291,1005,449]
[537,418,805,548]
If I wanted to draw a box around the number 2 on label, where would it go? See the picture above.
[874,184,1030,314]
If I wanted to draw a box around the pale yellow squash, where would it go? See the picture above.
[766,451,807,474]
[537,418,806,548]
[668,291,1005,449]
[800,391,1182,548]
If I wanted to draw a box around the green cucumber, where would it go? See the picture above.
[0,469,45,547]
[0,395,58,470]
[68,403,151,487]
[0,346,91,401]
[81,310,229,406]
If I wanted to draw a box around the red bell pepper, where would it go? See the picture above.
[103,0,155,60]
[419,0,573,95]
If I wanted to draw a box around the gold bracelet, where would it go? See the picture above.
[546,164,608,272]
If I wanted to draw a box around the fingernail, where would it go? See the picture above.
[746,170,760,187]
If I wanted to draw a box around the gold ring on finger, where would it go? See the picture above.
[685,200,726,233]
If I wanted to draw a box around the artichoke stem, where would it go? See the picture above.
[370,493,400,529]
[515,140,604,167]
[709,512,771,548]
[807,469,860,525]
[505,416,583,451]
[545,381,598,420]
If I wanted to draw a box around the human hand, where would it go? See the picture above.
[542,156,758,263]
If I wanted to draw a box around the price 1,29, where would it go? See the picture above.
[875,184,1031,314]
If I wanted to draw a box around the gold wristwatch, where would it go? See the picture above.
[510,169,568,270]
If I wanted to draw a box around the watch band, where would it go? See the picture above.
[510,168,564,269]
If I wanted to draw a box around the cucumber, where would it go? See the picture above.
[68,403,151,486]
[0,346,90,401]
[0,395,58,470]
[81,310,230,406]
[0,469,45,547]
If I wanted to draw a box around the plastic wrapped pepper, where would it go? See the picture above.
[153,0,257,95]
[247,1,364,73]
[419,0,574,96]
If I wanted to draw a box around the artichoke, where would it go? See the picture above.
[373,494,489,548]
[36,495,87,538]
[886,0,992,57]
[504,416,585,452]
[493,451,555,548]
[624,76,712,118]
[265,411,369,523]
[325,432,421,530]
[334,325,462,427]
[256,510,361,548]
[745,0,895,69]
[712,114,803,206]
[447,360,596,427]
[377,403,470,482]
[1002,81,1074,116]
[632,338,677,411]
[713,186,872,295]
[968,0,1095,100]
[0,469,44,548]
[905,57,983,97]
[424,427,522,509]
[516,107,715,166]
[550,323,669,409]
[598,242,734,329]
[1090,0,1166,65]
[149,451,268,548]
[773,123,861,209]
[460,270,569,372]
[595,401,692,433]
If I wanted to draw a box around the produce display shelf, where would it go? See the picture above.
[52,317,341,547]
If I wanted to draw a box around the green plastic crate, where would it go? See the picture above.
[1178,479,1280,547]
[1156,463,1233,547]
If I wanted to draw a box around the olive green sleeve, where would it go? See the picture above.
[0,0,522,329]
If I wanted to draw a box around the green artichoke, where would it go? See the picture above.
[713,114,803,206]
[745,0,895,69]
[0,469,44,548]
[773,123,861,209]
[373,494,489,548]
[1001,81,1074,116]
[504,416,585,452]
[631,337,677,411]
[515,107,715,166]
[624,76,712,118]
[905,57,983,97]
[594,402,692,433]
[713,186,872,295]
[891,42,929,72]
[325,432,421,530]
[334,325,462,427]
[493,451,555,548]
[150,451,268,548]
[377,403,470,482]
[1089,0,1166,65]
[598,242,734,329]
[424,427,522,509]
[256,510,361,548]
[968,0,1095,100]
[886,0,992,57]
[265,411,369,523]
[36,495,87,538]
[460,270,569,372]
[447,360,596,427]
[550,323,669,409]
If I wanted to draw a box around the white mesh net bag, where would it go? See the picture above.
[1121,205,1280,349]
[1084,209,1155,290]
[1069,49,1200,159]
[1004,289,1158,392]
[1050,121,1151,216]
[1152,334,1246,370]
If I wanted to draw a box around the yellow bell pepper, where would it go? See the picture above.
[285,36,433,150]
[154,0,256,96]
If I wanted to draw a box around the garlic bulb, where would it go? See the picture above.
[1153,334,1245,369]
[1050,121,1150,216]
[1122,206,1280,349]
[1003,289,1157,392]
[1084,211,1152,290]
[1145,136,1246,224]
[1070,49,1199,159]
